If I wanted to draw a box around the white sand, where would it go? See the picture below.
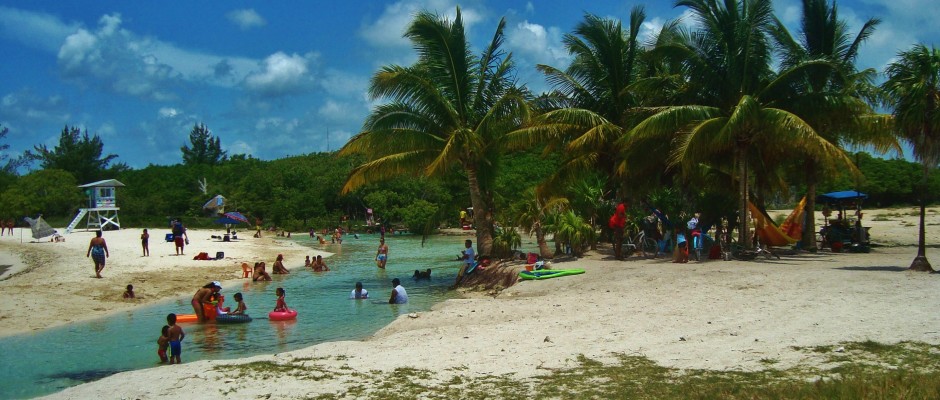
[3,208,937,399]
[0,227,323,338]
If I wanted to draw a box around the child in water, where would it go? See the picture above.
[166,314,185,364]
[230,292,248,315]
[123,284,135,299]
[273,287,289,312]
[156,325,169,363]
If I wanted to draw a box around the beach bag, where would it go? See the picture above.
[708,244,722,259]
[215,251,224,260]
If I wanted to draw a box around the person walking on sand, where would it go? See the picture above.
[141,228,150,257]
[86,230,109,278]
[166,314,185,364]
[172,220,188,256]
[375,238,389,269]
[388,278,408,304]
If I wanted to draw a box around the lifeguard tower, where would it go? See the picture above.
[65,179,126,233]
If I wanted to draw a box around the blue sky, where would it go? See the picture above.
[1,0,937,169]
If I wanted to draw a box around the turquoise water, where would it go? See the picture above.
[0,233,471,399]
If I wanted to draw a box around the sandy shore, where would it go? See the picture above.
[4,207,937,399]
[0,227,323,338]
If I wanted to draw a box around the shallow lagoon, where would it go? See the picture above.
[0,233,472,399]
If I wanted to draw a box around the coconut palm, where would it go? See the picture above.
[882,44,940,272]
[629,0,854,248]
[338,8,530,256]
[769,0,893,251]
[508,8,648,198]
[511,187,565,259]
[552,210,596,257]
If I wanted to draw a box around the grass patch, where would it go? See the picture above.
[213,341,940,399]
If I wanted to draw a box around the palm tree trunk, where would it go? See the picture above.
[534,222,553,259]
[466,164,495,256]
[802,163,818,252]
[909,161,934,271]
[737,145,751,249]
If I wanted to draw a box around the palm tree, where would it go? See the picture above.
[882,44,940,272]
[769,0,892,251]
[511,187,570,259]
[552,210,596,257]
[508,8,648,198]
[338,8,530,256]
[627,0,854,248]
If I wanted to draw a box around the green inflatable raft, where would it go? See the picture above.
[518,269,585,280]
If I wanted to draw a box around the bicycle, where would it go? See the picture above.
[623,229,658,258]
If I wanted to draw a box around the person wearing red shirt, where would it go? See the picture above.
[610,202,627,260]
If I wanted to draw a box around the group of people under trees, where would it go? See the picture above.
[610,201,718,263]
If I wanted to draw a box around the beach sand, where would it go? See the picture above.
[3,207,936,399]
[0,227,321,338]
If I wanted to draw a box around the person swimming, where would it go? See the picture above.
[412,268,431,280]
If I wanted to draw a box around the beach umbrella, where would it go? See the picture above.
[221,211,249,224]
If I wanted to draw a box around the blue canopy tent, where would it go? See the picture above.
[817,191,868,203]
[817,191,870,251]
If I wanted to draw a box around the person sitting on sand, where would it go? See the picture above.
[123,284,135,299]
[350,282,368,299]
[253,262,272,281]
[413,269,432,280]
[230,292,248,315]
[389,278,408,304]
[312,255,330,272]
[273,287,289,312]
[272,254,289,274]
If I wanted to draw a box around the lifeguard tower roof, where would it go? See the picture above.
[78,179,126,188]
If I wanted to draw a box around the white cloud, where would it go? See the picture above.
[158,107,180,118]
[320,69,369,97]
[226,9,267,30]
[0,6,80,52]
[506,20,568,65]
[359,0,484,49]
[244,52,317,96]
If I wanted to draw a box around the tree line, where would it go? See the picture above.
[1,1,939,270]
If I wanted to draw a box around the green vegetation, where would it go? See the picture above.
[0,2,938,267]
[207,341,940,399]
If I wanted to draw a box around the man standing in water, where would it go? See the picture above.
[375,238,389,269]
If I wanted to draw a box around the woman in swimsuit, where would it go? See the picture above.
[191,282,220,322]
[86,230,109,278]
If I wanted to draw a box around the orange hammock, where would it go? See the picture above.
[747,197,805,247]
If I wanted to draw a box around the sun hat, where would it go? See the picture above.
[212,281,222,288]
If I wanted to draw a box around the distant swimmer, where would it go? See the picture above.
[413,269,431,280]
